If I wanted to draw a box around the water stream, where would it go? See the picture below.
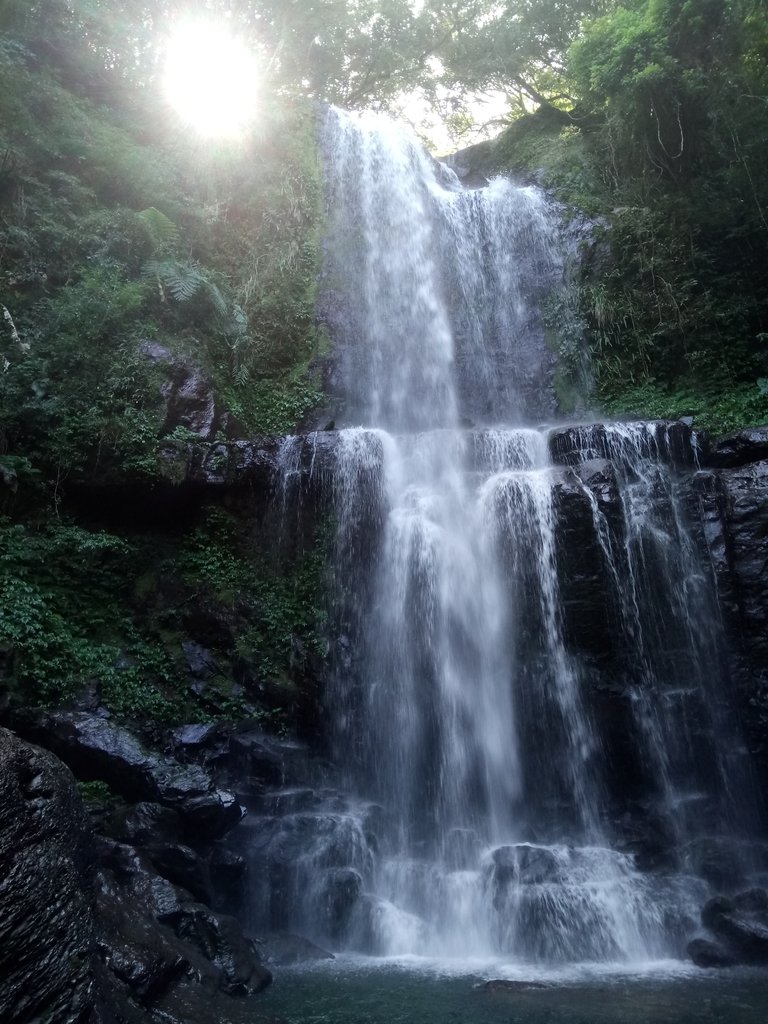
[244,108,762,972]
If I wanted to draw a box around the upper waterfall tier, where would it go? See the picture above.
[319,107,568,430]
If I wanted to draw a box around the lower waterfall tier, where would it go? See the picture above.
[226,421,768,965]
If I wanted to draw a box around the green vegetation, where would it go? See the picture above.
[0,505,329,725]
[462,1,768,432]
[0,3,329,721]
[0,4,325,492]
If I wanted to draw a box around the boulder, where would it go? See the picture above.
[482,979,548,992]
[682,836,748,891]
[323,867,364,936]
[548,421,696,468]
[95,839,271,1000]
[15,711,244,840]
[171,903,272,995]
[140,341,221,441]
[144,842,213,904]
[0,728,95,1023]
[687,937,737,968]
[491,844,561,885]
[706,426,768,469]
[108,801,184,846]
[701,891,768,963]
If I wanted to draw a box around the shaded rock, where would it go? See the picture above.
[733,888,768,913]
[140,341,222,441]
[172,903,272,995]
[145,842,213,904]
[159,431,339,493]
[182,640,219,678]
[96,839,272,1005]
[323,867,364,936]
[0,727,95,1024]
[94,844,216,1007]
[0,461,18,495]
[714,458,768,788]
[482,979,548,993]
[491,844,560,885]
[573,457,621,518]
[548,421,696,468]
[96,839,192,924]
[552,467,623,674]
[687,937,737,968]
[615,807,677,871]
[209,846,247,908]
[683,836,747,891]
[706,426,768,469]
[171,722,222,756]
[254,787,320,815]
[15,711,243,840]
[229,728,312,786]
[164,366,218,440]
[702,892,768,963]
[108,801,184,846]
[181,789,244,841]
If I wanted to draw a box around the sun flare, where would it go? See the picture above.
[163,19,258,139]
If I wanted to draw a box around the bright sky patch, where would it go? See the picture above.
[163,19,258,139]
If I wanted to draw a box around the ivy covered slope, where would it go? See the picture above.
[463,0,768,434]
[0,8,328,726]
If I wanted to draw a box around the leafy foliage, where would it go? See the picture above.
[0,518,176,715]
[0,3,325,497]
[474,0,768,431]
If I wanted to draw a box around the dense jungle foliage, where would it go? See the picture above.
[1,0,767,723]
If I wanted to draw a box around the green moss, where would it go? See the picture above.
[76,780,114,804]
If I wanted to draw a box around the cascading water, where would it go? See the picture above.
[244,108,761,966]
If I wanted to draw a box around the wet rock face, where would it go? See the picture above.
[698,890,768,964]
[94,838,271,1012]
[490,844,561,886]
[687,937,737,968]
[719,459,768,672]
[548,421,697,468]
[698,452,768,786]
[15,711,244,840]
[140,341,224,441]
[0,725,273,1022]
[0,727,95,1024]
[552,466,623,672]
[707,426,768,468]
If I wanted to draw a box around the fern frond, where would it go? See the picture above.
[165,261,205,303]
[141,258,205,304]
[137,207,179,254]
[205,281,228,317]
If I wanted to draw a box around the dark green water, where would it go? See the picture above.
[258,958,768,1024]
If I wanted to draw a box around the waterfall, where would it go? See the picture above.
[245,108,760,965]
